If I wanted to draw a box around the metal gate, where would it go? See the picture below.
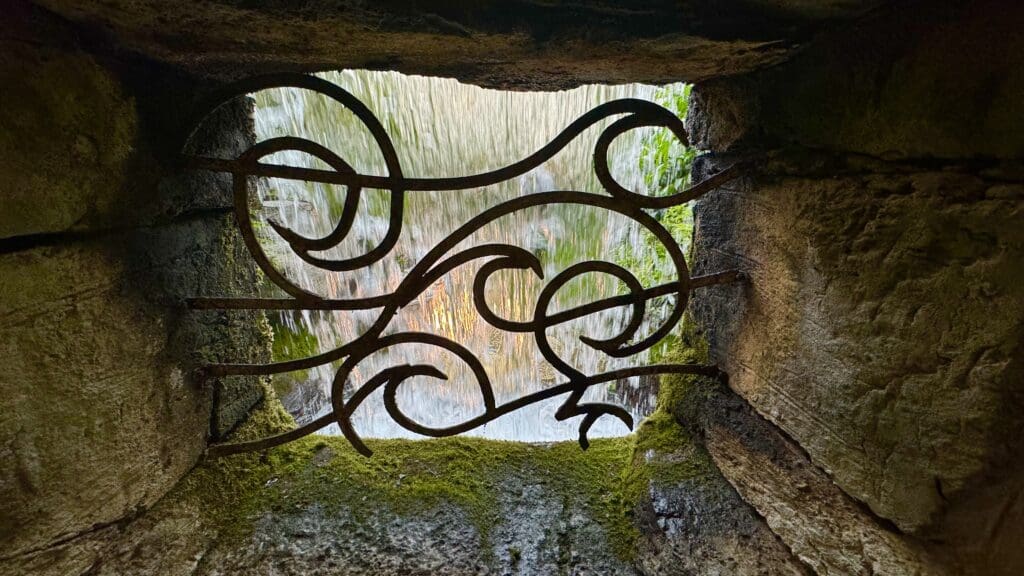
[183,74,743,457]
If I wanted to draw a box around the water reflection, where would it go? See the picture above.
[253,70,686,441]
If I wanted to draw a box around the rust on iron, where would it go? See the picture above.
[183,73,746,458]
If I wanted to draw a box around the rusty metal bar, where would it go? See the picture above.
[187,271,741,312]
[184,73,747,457]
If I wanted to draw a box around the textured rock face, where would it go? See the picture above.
[31,0,882,88]
[687,0,1024,160]
[6,0,1023,574]
[0,236,207,560]
[635,457,810,576]
[0,9,271,570]
[199,483,639,576]
[0,42,135,239]
[4,429,805,576]
[675,371,951,575]
[208,504,491,576]
[682,3,1024,572]
[0,151,271,570]
[691,155,1024,535]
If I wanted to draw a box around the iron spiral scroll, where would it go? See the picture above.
[184,73,744,457]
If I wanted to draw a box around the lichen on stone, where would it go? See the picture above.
[164,345,717,566]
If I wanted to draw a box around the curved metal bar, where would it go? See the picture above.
[185,73,689,194]
[231,142,319,302]
[200,190,693,378]
[184,74,748,457]
[331,332,498,456]
[206,363,720,458]
[256,137,362,253]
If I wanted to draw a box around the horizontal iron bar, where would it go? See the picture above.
[187,154,535,191]
[205,362,722,457]
[188,270,743,317]
[185,155,743,198]
[187,295,390,310]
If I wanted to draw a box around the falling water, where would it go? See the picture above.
[250,70,689,442]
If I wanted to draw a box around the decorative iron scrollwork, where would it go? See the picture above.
[184,73,743,457]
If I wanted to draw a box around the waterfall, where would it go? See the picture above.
[250,70,689,441]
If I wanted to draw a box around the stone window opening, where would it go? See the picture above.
[6,2,1022,573]
[186,70,743,458]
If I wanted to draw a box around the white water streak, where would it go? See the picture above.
[252,70,684,441]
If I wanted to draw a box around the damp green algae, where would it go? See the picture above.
[170,392,711,562]
[268,318,317,397]
[171,315,718,562]
[652,313,714,423]
[178,430,642,559]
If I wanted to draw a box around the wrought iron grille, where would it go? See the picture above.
[184,74,743,457]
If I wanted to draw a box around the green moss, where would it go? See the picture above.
[626,312,718,492]
[173,428,633,554]
[176,430,706,563]
[231,385,297,440]
[267,435,642,560]
[634,412,713,482]
[266,315,322,398]
[169,318,717,563]
[270,318,320,362]
[169,384,295,541]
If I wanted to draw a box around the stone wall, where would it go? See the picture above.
[4,0,1023,574]
[0,6,271,572]
[30,0,882,88]
[5,390,809,576]
[687,0,1024,572]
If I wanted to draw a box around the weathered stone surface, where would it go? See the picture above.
[203,503,488,576]
[707,427,951,575]
[690,153,1024,541]
[0,40,135,239]
[937,465,1024,576]
[3,506,207,576]
[688,0,1024,159]
[684,76,760,153]
[2,419,808,576]
[0,215,272,568]
[683,5,1024,571]
[201,478,638,576]
[635,443,810,576]
[0,12,271,569]
[675,372,950,575]
[0,4,260,240]
[489,478,634,576]
[0,238,207,561]
[31,0,884,87]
